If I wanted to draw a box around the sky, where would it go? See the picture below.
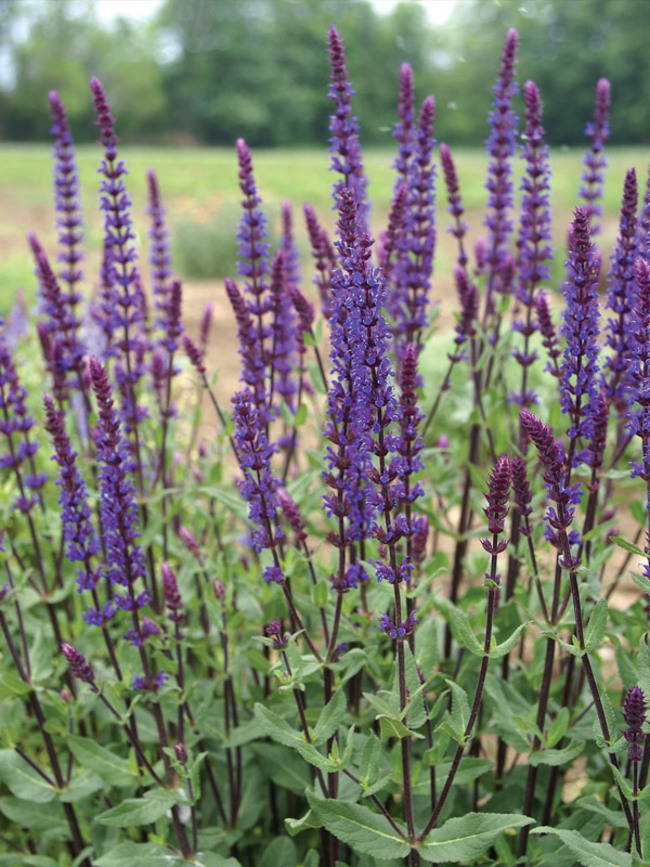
[95,0,458,25]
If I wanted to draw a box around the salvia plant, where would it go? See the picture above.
[2,23,650,867]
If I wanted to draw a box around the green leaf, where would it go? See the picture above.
[254,703,304,749]
[547,707,570,748]
[66,735,137,787]
[436,599,484,656]
[313,688,347,745]
[0,671,32,699]
[489,622,527,658]
[419,813,534,863]
[0,796,66,832]
[259,837,298,867]
[306,793,409,859]
[610,536,646,558]
[584,598,608,652]
[285,809,322,837]
[528,739,585,767]
[530,827,633,867]
[96,789,178,826]
[0,749,56,803]
[632,571,650,595]
[93,842,186,866]
[250,743,310,795]
[378,715,420,740]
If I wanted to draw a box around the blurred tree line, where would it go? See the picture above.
[0,0,648,147]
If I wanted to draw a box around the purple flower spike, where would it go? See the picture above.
[147,168,174,333]
[520,409,581,556]
[48,90,84,302]
[162,562,183,624]
[394,94,436,346]
[281,200,301,286]
[89,357,146,593]
[440,142,469,268]
[604,168,639,409]
[627,259,650,496]
[623,685,646,762]
[483,28,519,299]
[225,276,266,412]
[43,395,100,591]
[535,291,561,377]
[231,389,283,553]
[265,617,288,650]
[91,77,146,349]
[450,266,478,361]
[61,642,97,689]
[304,203,336,318]
[559,208,601,454]
[511,455,533,533]
[236,138,270,326]
[379,609,418,640]
[393,62,415,180]
[482,455,512,554]
[183,334,206,377]
[327,25,369,226]
[579,78,611,235]
[29,232,84,383]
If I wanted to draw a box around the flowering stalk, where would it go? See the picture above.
[520,409,634,841]
[482,28,519,322]
[579,78,611,236]
[393,95,436,350]
[420,455,511,841]
[559,207,602,475]
[327,25,369,226]
[623,686,646,855]
[512,80,552,411]
[440,141,469,269]
[304,202,336,319]
[604,168,639,413]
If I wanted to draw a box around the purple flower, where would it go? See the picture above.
[520,408,581,562]
[511,455,533,533]
[603,168,639,409]
[440,142,469,268]
[378,609,418,640]
[483,455,512,541]
[281,200,301,286]
[304,203,336,319]
[393,62,416,181]
[29,232,85,384]
[61,642,97,689]
[483,28,519,300]
[450,266,479,361]
[512,81,552,407]
[327,25,369,227]
[391,95,437,346]
[225,277,266,414]
[269,250,298,409]
[133,669,168,692]
[147,168,174,331]
[231,389,283,553]
[162,562,184,624]
[559,208,601,452]
[236,138,270,359]
[579,78,611,235]
[622,685,646,762]
[43,395,101,591]
[49,90,84,314]
[535,291,561,377]
[265,617,288,649]
[89,357,146,592]
[0,334,44,510]
[90,77,146,344]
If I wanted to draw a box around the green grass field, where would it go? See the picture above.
[0,143,647,313]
